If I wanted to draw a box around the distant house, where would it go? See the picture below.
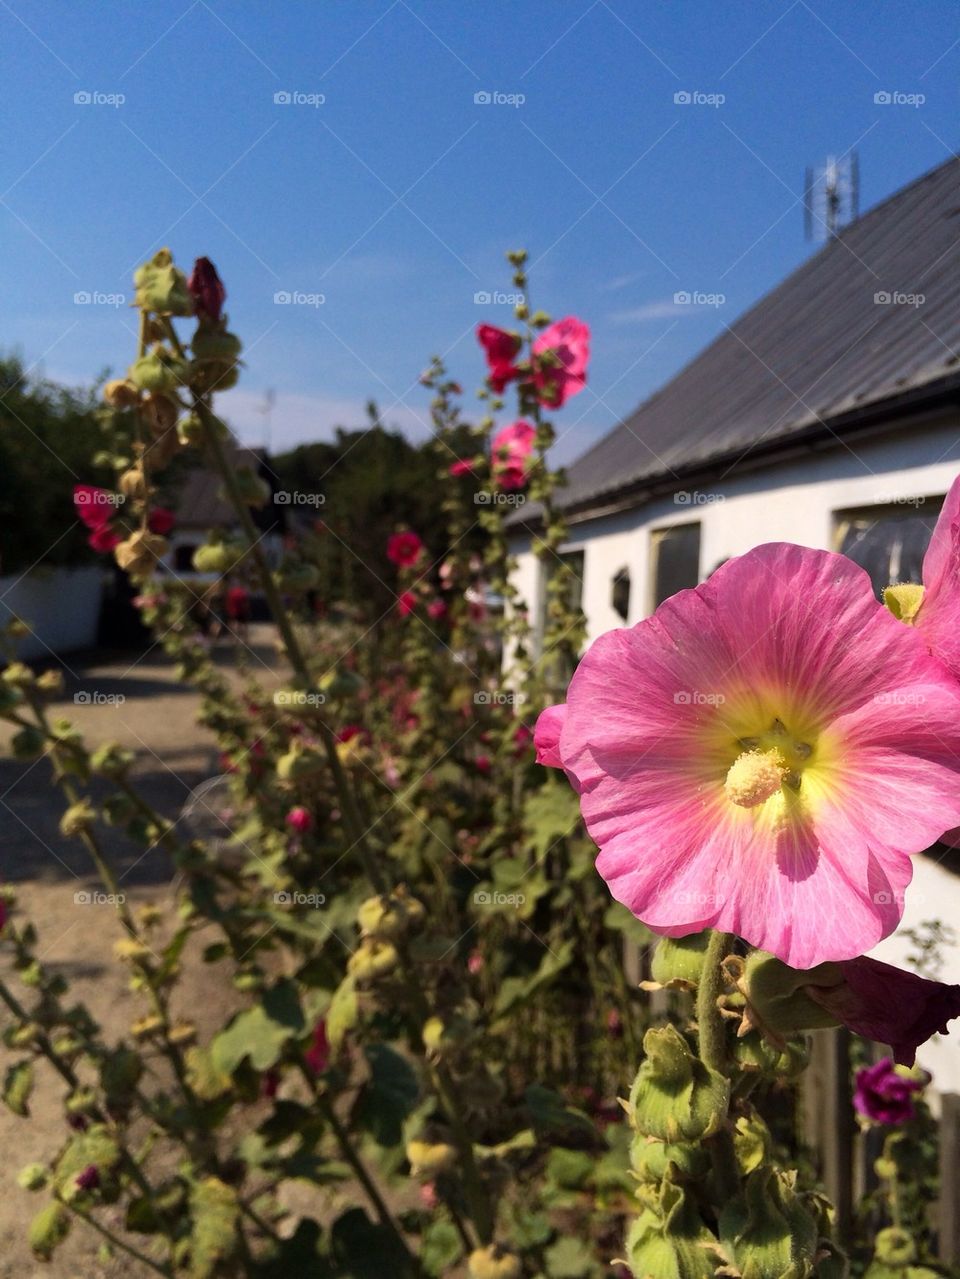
[509,155,960,1086]
[164,446,286,575]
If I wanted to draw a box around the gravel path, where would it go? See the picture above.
[0,627,282,1277]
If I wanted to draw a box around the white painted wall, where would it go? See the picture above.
[0,567,103,660]
[510,415,960,1091]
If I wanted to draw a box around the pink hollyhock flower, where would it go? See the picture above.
[534,704,566,768]
[475,754,491,775]
[286,805,313,835]
[536,543,960,969]
[532,316,590,407]
[477,324,522,393]
[88,524,121,554]
[448,458,474,477]
[304,1020,330,1074]
[491,420,536,490]
[148,507,175,536]
[73,484,115,529]
[188,256,226,322]
[853,1057,925,1123]
[804,955,960,1065]
[427,598,447,621]
[397,590,417,617]
[419,1182,439,1210]
[467,950,484,975]
[513,723,533,755]
[387,530,424,568]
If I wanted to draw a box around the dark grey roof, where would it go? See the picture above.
[537,155,960,523]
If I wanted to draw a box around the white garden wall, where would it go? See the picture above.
[0,567,103,661]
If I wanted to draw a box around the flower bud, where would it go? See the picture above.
[89,742,134,777]
[119,466,146,501]
[103,379,140,408]
[276,743,326,782]
[59,801,96,838]
[406,1138,457,1178]
[358,890,425,940]
[191,542,241,575]
[629,1025,729,1142]
[629,1134,709,1184]
[17,1163,47,1191]
[625,1178,717,1279]
[3,662,35,688]
[347,938,399,984]
[128,348,189,394]
[649,933,711,988]
[467,1245,522,1279]
[422,1012,474,1054]
[177,412,205,446]
[35,669,64,697]
[141,393,178,435]
[740,950,841,1039]
[134,248,193,316]
[719,1167,818,1279]
[187,257,226,322]
[115,531,167,578]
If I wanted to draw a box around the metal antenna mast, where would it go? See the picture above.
[804,152,859,241]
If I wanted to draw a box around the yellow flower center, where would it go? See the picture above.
[722,718,815,811]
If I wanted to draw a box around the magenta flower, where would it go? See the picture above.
[188,257,226,322]
[387,530,424,568]
[853,1057,925,1123]
[535,543,960,969]
[532,316,589,407]
[304,1020,330,1074]
[73,484,115,529]
[286,805,313,835]
[426,598,447,621]
[448,458,474,478]
[805,955,960,1065]
[75,1165,100,1191]
[87,524,121,554]
[534,703,566,768]
[491,420,536,491]
[147,507,175,536]
[397,590,417,617]
[476,323,522,393]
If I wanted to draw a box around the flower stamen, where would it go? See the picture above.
[724,748,788,809]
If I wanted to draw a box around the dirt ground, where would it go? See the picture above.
[0,626,284,1278]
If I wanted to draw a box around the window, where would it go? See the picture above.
[611,567,631,621]
[175,543,198,572]
[834,499,942,599]
[650,523,701,610]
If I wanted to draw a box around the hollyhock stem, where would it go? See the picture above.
[696,929,740,1200]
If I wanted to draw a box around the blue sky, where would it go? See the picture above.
[2,0,959,464]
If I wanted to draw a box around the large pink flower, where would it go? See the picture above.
[387,530,424,568]
[491,420,536,491]
[536,543,960,969]
[532,317,589,408]
[890,474,960,681]
[73,484,115,529]
[476,324,522,394]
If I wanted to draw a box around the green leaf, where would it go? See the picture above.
[186,1046,233,1100]
[493,940,574,1019]
[28,1201,70,1260]
[330,1208,412,1279]
[524,1085,596,1142]
[523,780,581,860]
[211,980,304,1074]
[546,1147,594,1190]
[354,1044,420,1147]
[3,1060,34,1116]
[326,977,358,1051]
[189,1177,239,1279]
[543,1236,599,1278]
[421,1219,463,1276]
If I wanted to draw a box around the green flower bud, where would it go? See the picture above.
[406,1138,457,1178]
[347,938,399,984]
[192,542,241,575]
[3,662,35,688]
[276,743,326,783]
[277,563,321,592]
[467,1244,522,1279]
[133,249,193,316]
[422,1011,474,1054]
[28,1201,69,1260]
[17,1163,48,1191]
[733,1113,773,1175]
[177,412,205,446]
[630,1134,709,1184]
[191,328,242,364]
[629,1024,729,1142]
[357,890,425,940]
[233,466,270,509]
[89,742,135,777]
[59,801,96,839]
[741,951,841,1038]
[128,348,189,394]
[650,933,711,987]
[626,1177,717,1279]
[35,669,65,697]
[719,1167,818,1279]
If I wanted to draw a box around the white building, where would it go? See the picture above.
[510,155,960,1088]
